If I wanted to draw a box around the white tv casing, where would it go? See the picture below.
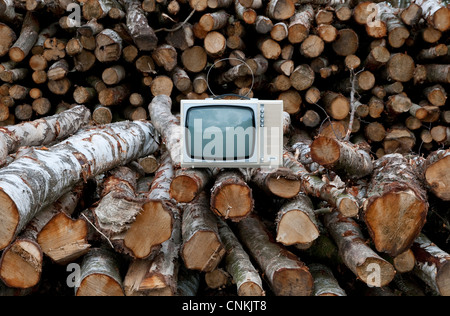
[180,99,283,168]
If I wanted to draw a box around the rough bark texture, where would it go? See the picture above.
[411,234,450,296]
[310,136,374,180]
[284,150,360,218]
[0,120,159,251]
[0,105,91,166]
[181,192,226,272]
[236,215,314,296]
[148,95,182,168]
[324,211,396,287]
[217,219,265,296]
[363,154,429,257]
[210,169,254,221]
[309,263,346,296]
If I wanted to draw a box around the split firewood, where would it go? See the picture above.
[236,215,313,296]
[75,248,125,296]
[181,192,226,272]
[363,154,428,257]
[411,234,450,296]
[0,120,159,251]
[217,219,264,296]
[324,211,396,287]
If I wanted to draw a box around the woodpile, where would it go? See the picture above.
[0,0,449,297]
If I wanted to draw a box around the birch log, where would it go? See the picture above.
[236,215,313,296]
[309,263,346,296]
[75,248,125,296]
[181,192,226,272]
[423,149,450,201]
[324,211,396,287]
[217,219,264,296]
[0,105,91,166]
[0,120,159,251]
[148,95,182,168]
[363,154,429,257]
[411,234,450,296]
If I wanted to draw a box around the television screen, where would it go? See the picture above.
[186,105,256,160]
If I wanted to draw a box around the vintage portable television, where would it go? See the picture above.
[180,98,283,168]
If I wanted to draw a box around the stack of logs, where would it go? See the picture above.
[0,0,449,296]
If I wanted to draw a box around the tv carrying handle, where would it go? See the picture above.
[206,58,257,101]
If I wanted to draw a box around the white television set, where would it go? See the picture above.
[180,99,283,168]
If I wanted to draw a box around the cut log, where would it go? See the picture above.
[123,153,176,259]
[363,154,428,257]
[310,136,373,180]
[377,2,410,48]
[152,45,177,73]
[181,192,226,272]
[424,84,447,107]
[99,84,130,106]
[0,120,159,250]
[9,12,39,62]
[236,215,313,296]
[266,0,295,21]
[170,168,215,203]
[383,53,415,83]
[75,248,125,296]
[102,65,126,86]
[210,169,254,221]
[0,23,16,57]
[124,208,181,296]
[393,249,416,274]
[309,263,346,296]
[0,105,90,166]
[283,151,360,218]
[290,64,314,91]
[401,3,422,26]
[92,105,112,125]
[412,234,450,296]
[423,149,450,201]
[322,91,350,120]
[383,126,416,155]
[82,0,123,20]
[119,0,158,51]
[424,64,450,84]
[95,29,123,63]
[250,168,300,199]
[217,219,264,296]
[181,46,207,73]
[148,94,182,168]
[287,4,314,44]
[414,0,450,32]
[324,211,396,287]
[275,193,319,247]
[332,29,358,57]
[47,59,69,81]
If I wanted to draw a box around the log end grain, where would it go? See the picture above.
[238,281,265,296]
[272,267,314,296]
[0,239,42,289]
[267,175,301,199]
[211,183,253,221]
[310,137,340,167]
[37,213,90,265]
[0,191,19,250]
[364,190,427,257]
[76,274,125,296]
[276,210,319,246]
[123,201,173,259]
[181,231,226,272]
[355,257,396,288]
[170,175,200,203]
[393,249,416,274]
